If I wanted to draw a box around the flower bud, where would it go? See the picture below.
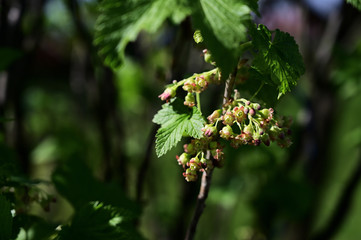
[252,103,261,110]
[203,49,215,65]
[184,92,195,107]
[233,106,246,122]
[202,124,218,137]
[184,168,198,182]
[158,87,176,101]
[183,79,196,92]
[222,111,235,126]
[177,153,190,165]
[249,108,256,116]
[184,143,196,155]
[195,76,208,92]
[207,109,221,123]
[220,125,233,140]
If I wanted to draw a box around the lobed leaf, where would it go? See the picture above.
[191,0,251,77]
[57,202,144,240]
[249,24,305,98]
[153,98,205,157]
[94,0,191,69]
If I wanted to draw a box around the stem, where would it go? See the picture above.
[196,93,201,113]
[250,82,264,101]
[185,167,214,240]
[184,69,237,240]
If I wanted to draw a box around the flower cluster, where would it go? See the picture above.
[176,136,224,182]
[212,98,292,148]
[177,96,292,182]
[158,68,221,107]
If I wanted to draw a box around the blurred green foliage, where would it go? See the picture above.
[0,0,361,240]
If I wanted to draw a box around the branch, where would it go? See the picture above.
[184,70,237,240]
[184,165,214,240]
[312,146,361,240]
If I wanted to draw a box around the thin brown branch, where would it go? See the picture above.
[184,69,237,240]
[184,166,214,240]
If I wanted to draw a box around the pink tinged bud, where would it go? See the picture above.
[207,109,221,123]
[246,101,250,106]
[202,124,217,137]
[177,153,190,165]
[195,76,208,92]
[183,79,196,92]
[253,103,261,110]
[184,143,196,155]
[222,111,235,126]
[244,108,249,114]
[233,106,246,122]
[249,108,255,116]
[243,124,254,135]
[220,125,233,140]
[159,87,176,101]
[184,168,198,182]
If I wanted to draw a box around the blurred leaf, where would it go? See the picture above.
[243,0,260,16]
[0,144,19,182]
[13,215,56,240]
[0,195,12,240]
[249,24,305,97]
[94,0,191,69]
[153,98,205,157]
[346,0,361,10]
[52,160,140,216]
[0,48,22,71]
[191,0,251,77]
[58,202,143,240]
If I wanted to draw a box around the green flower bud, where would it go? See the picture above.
[220,125,233,140]
[222,111,235,126]
[207,109,221,123]
[177,153,190,165]
[184,92,195,107]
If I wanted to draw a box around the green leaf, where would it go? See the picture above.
[12,214,56,240]
[243,0,260,16]
[0,195,12,240]
[52,160,140,216]
[249,24,305,97]
[153,98,205,157]
[346,0,361,10]
[191,0,251,77]
[94,0,191,69]
[58,202,143,240]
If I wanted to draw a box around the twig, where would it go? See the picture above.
[184,165,214,240]
[184,70,237,240]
